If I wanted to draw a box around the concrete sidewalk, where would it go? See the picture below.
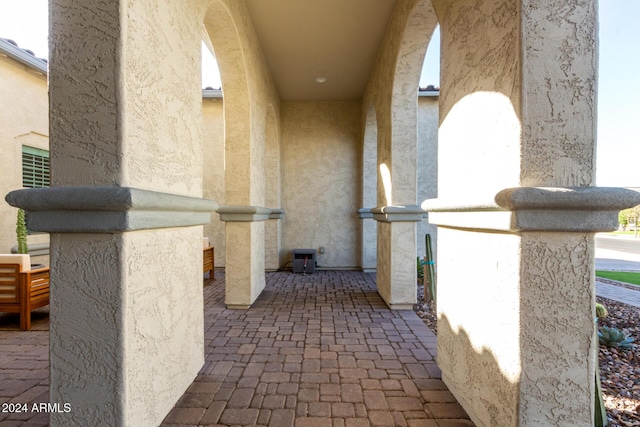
[596,280,640,308]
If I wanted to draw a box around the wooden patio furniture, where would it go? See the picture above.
[203,246,215,280]
[0,255,50,330]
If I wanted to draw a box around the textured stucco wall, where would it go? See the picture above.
[49,229,204,426]
[433,0,521,202]
[202,99,226,266]
[204,0,280,305]
[361,106,378,270]
[281,102,361,268]
[264,105,282,270]
[205,0,281,207]
[360,0,437,306]
[122,0,204,196]
[122,228,204,422]
[49,1,208,425]
[431,0,598,425]
[0,55,49,263]
[201,97,438,272]
[417,97,438,259]
[519,232,595,425]
[363,0,438,207]
[521,0,597,187]
[437,228,521,426]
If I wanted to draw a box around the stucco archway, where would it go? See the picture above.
[203,0,280,309]
[362,0,438,308]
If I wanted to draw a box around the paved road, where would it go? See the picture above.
[594,234,640,306]
[595,234,640,271]
[596,234,640,255]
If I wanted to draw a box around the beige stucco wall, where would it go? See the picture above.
[50,228,204,425]
[281,101,361,269]
[361,0,438,307]
[0,54,49,265]
[417,96,438,259]
[436,228,521,425]
[430,0,598,425]
[361,106,377,270]
[202,98,226,266]
[204,0,281,307]
[49,1,208,425]
[434,0,521,202]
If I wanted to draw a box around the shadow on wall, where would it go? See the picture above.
[438,311,594,426]
[437,313,518,426]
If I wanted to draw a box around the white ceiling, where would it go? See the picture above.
[244,0,397,101]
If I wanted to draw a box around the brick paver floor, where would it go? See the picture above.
[163,271,473,427]
[0,307,50,427]
[0,271,474,427]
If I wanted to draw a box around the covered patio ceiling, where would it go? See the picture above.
[244,0,397,101]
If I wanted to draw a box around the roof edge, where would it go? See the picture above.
[0,38,48,75]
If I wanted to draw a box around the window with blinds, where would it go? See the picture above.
[22,146,50,188]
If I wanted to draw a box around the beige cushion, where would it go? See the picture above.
[0,254,31,272]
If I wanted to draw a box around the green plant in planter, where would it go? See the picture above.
[16,208,28,254]
[598,325,634,349]
[595,303,608,319]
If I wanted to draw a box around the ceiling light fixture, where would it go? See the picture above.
[315,77,327,83]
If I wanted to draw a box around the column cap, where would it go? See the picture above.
[371,205,426,223]
[5,186,218,233]
[216,205,272,222]
[358,208,374,219]
[422,186,640,232]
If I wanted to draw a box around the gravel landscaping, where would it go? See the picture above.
[414,281,640,427]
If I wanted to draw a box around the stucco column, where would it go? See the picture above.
[374,113,423,310]
[360,107,378,272]
[372,207,424,309]
[7,2,213,426]
[425,1,640,426]
[217,207,270,308]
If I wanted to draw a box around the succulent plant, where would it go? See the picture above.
[595,303,608,319]
[16,209,28,254]
[598,325,635,349]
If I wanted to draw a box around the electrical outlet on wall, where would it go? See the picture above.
[319,247,325,254]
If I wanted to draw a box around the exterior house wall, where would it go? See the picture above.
[417,96,438,259]
[201,96,440,271]
[202,98,226,266]
[0,53,49,265]
[281,101,361,269]
[427,0,599,425]
[4,0,611,424]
